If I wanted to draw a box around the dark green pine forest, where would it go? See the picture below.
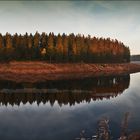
[0,32,130,63]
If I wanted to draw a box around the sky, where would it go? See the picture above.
[0,1,140,55]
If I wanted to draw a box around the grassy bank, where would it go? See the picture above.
[0,61,140,82]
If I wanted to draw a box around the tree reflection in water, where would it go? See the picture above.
[0,75,130,107]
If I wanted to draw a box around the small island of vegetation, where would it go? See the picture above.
[0,32,139,82]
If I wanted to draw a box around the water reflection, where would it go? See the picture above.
[0,75,130,106]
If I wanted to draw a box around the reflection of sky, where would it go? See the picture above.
[0,73,140,139]
[0,1,140,54]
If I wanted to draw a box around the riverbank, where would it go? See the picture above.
[0,61,140,83]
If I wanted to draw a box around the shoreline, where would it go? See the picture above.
[0,61,140,83]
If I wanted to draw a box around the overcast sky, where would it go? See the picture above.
[0,1,140,54]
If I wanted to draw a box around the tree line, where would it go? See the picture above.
[0,32,130,63]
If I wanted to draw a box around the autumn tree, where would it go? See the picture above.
[0,33,4,61]
[5,32,13,49]
[0,33,4,48]
[62,33,68,62]
[33,31,40,48]
[55,34,64,61]
[47,32,54,62]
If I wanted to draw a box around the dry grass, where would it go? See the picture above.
[0,61,140,83]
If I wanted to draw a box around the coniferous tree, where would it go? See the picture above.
[5,33,12,49]
[27,33,33,49]
[33,31,40,48]
[0,33,4,48]
[0,33,4,61]
[47,32,54,63]
[62,33,68,62]
[55,34,63,61]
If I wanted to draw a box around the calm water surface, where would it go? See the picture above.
[0,73,140,140]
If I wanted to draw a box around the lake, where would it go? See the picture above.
[0,73,140,140]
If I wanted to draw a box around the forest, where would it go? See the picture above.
[0,32,130,63]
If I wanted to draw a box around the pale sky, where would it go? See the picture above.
[0,1,140,55]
